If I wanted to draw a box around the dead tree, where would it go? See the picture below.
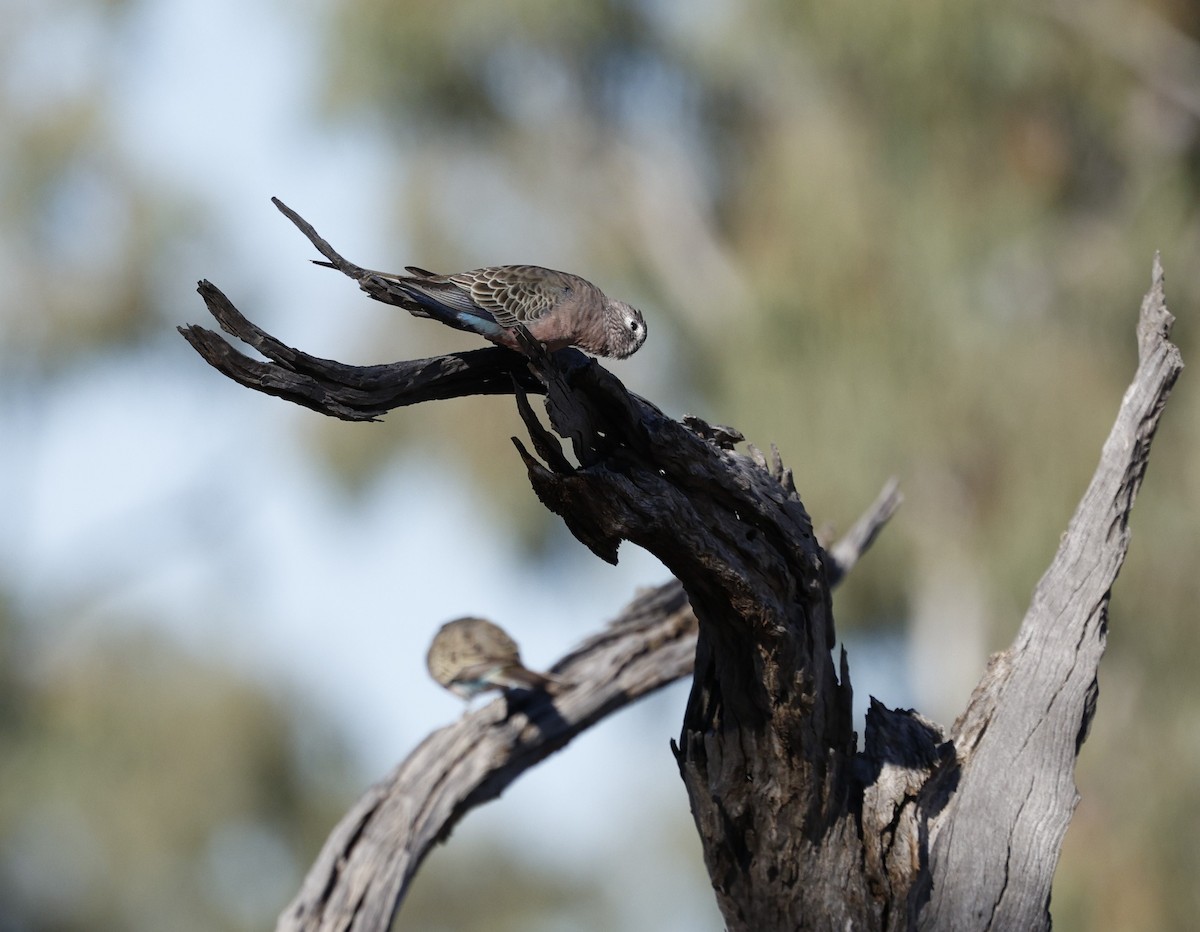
[180,201,1182,931]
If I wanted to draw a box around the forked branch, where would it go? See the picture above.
[182,204,1181,932]
[276,486,899,932]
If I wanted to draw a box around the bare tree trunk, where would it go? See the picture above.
[181,204,1182,931]
[913,265,1182,929]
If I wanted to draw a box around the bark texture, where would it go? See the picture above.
[278,583,696,932]
[914,258,1182,929]
[181,205,1181,932]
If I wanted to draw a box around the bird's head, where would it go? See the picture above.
[604,300,648,359]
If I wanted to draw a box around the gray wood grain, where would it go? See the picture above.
[917,257,1182,930]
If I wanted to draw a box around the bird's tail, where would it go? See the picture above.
[495,665,566,695]
[312,261,508,342]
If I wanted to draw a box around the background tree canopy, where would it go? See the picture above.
[2,0,1197,929]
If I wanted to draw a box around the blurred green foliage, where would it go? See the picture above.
[0,607,353,931]
[0,0,211,370]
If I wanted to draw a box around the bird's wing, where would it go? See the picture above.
[390,277,498,323]
[449,266,575,328]
[453,661,507,686]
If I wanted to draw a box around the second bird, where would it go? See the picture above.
[364,264,648,359]
[427,616,561,702]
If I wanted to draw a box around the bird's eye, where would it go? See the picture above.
[630,320,641,333]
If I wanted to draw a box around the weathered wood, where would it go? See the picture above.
[275,485,898,932]
[913,257,1182,929]
[182,205,1181,932]
[277,583,696,932]
[179,280,545,421]
[826,478,902,587]
[510,301,872,929]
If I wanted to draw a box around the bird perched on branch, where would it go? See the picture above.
[334,263,648,359]
[426,616,562,703]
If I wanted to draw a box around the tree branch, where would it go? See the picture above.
[178,280,546,420]
[825,476,903,587]
[915,255,1183,929]
[277,582,694,932]
[277,481,899,932]
[181,203,1180,932]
